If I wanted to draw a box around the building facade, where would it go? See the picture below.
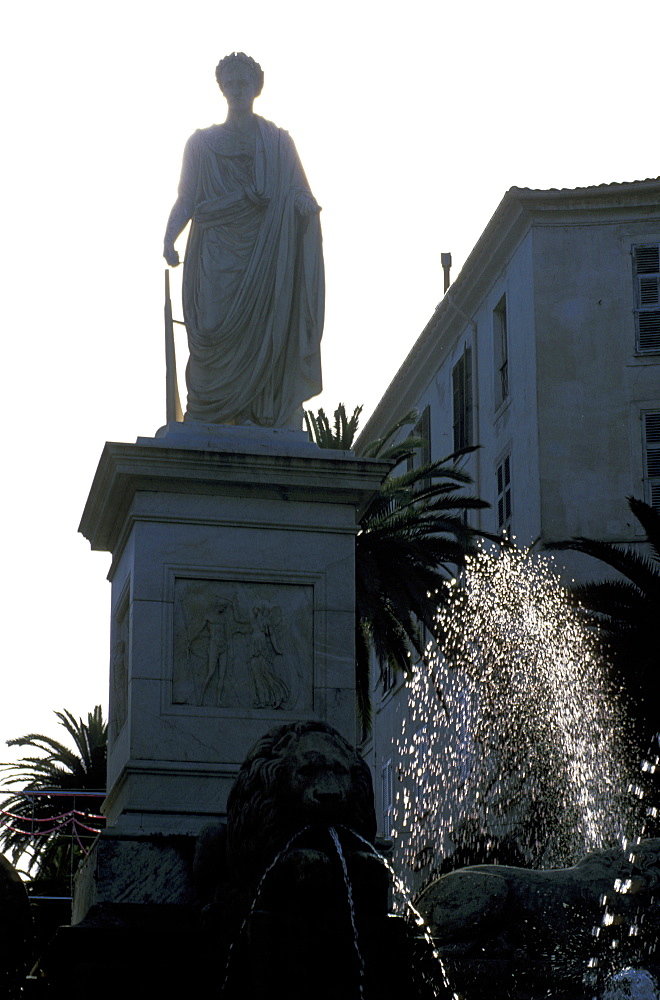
[357,178,660,874]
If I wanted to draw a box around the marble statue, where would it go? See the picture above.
[164,53,324,428]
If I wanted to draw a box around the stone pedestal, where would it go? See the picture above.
[79,424,385,837]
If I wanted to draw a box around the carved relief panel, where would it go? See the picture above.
[110,595,129,741]
[172,579,313,711]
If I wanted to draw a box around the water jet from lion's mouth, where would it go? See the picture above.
[338,825,456,999]
[222,822,446,1000]
[329,826,366,998]
[220,824,312,996]
[216,720,449,998]
[221,823,372,998]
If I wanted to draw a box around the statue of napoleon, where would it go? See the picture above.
[164,53,324,429]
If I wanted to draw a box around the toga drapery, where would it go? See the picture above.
[171,115,324,426]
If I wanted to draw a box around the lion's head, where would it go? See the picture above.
[225,721,376,888]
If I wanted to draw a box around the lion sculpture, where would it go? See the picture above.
[195,722,431,1000]
[225,720,377,887]
[415,839,660,999]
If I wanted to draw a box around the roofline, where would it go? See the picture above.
[356,177,660,450]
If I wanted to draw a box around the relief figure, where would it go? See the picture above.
[111,637,128,737]
[185,597,250,706]
[248,602,289,709]
[173,580,310,710]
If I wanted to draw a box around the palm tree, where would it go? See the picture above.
[306,404,498,726]
[304,404,363,450]
[546,497,660,750]
[0,707,107,886]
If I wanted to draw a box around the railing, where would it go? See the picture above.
[0,790,106,898]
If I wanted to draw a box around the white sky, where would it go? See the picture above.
[1,0,658,763]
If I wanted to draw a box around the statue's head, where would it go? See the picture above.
[215,52,264,98]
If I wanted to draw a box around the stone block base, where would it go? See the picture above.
[72,829,200,924]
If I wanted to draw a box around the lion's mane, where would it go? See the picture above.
[225,721,376,887]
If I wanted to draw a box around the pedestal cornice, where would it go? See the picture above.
[79,439,389,554]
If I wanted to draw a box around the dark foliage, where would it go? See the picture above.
[546,497,660,751]
[304,403,363,450]
[0,707,107,888]
[306,404,499,727]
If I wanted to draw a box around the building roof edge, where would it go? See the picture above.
[356,177,660,450]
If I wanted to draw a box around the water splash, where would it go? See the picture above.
[602,967,660,1000]
[221,825,312,995]
[328,826,365,997]
[340,825,457,1000]
[588,735,660,990]
[392,547,634,876]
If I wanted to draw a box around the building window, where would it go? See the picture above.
[493,295,509,408]
[643,411,660,511]
[452,346,473,452]
[496,454,512,533]
[381,758,393,838]
[407,405,432,494]
[633,243,660,353]
[380,659,396,696]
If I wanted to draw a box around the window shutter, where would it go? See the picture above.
[420,405,431,465]
[633,244,660,353]
[465,346,473,446]
[645,413,660,475]
[494,295,509,406]
[644,413,660,511]
[452,356,464,453]
[496,454,512,532]
[639,277,660,306]
[452,348,473,451]
[652,483,660,512]
[407,405,432,480]
[635,245,660,273]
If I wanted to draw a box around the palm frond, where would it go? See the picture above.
[360,410,419,459]
[304,404,363,450]
[546,537,660,600]
[355,623,373,734]
[546,497,660,749]
[570,578,656,622]
[382,466,474,498]
[4,736,84,778]
[312,402,495,729]
[627,496,660,560]
[0,707,107,880]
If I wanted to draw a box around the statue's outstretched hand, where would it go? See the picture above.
[164,244,180,267]
[295,191,321,217]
